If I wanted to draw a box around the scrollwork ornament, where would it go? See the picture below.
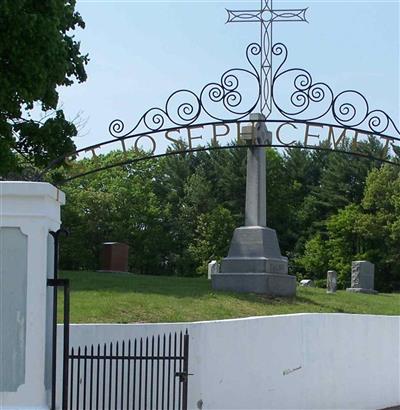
[109,43,261,139]
[272,43,333,120]
[271,42,400,138]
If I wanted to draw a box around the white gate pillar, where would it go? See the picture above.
[0,182,65,410]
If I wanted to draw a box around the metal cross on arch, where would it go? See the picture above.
[227,0,308,118]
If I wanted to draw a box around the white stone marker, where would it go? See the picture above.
[327,270,337,293]
[300,279,314,287]
[208,260,219,280]
[0,182,65,410]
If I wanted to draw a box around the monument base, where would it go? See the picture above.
[346,288,378,294]
[212,272,296,296]
[212,226,296,296]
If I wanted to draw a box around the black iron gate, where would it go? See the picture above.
[48,229,190,410]
[67,331,189,410]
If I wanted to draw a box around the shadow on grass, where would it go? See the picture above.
[295,295,347,313]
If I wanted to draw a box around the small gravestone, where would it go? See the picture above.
[208,260,219,280]
[99,242,129,273]
[326,270,337,293]
[346,261,377,294]
[299,279,314,287]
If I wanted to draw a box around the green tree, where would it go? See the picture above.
[295,234,330,282]
[308,137,385,224]
[174,168,215,275]
[155,147,205,275]
[188,205,235,275]
[60,151,170,275]
[281,146,322,254]
[298,165,400,291]
[325,204,365,287]
[208,143,247,223]
[0,0,88,176]
[359,165,400,290]
[265,148,288,240]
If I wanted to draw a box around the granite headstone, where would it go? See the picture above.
[346,261,377,294]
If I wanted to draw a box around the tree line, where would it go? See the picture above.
[58,138,400,292]
[1,2,398,292]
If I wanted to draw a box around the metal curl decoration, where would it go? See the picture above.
[109,43,261,139]
[271,42,400,138]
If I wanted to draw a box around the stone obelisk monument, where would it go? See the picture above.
[212,114,296,296]
[212,1,307,295]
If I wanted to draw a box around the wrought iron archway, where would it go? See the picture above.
[13,0,400,182]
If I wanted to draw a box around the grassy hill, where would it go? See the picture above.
[58,271,400,323]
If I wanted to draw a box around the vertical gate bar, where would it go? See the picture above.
[90,345,94,410]
[126,341,131,410]
[50,229,69,410]
[161,334,166,409]
[121,341,125,410]
[150,336,154,410]
[173,333,177,410]
[138,338,143,410]
[76,347,81,410]
[133,339,137,410]
[109,343,113,410]
[182,332,189,410]
[167,333,171,410]
[178,332,182,410]
[144,337,148,410]
[49,231,58,410]
[96,344,100,410]
[115,342,119,410]
[83,346,87,409]
[69,349,74,410]
[50,285,58,409]
[62,280,70,410]
[102,344,106,410]
[156,335,160,410]
[114,342,119,410]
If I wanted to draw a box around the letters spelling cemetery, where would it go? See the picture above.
[1,1,399,410]
[66,121,399,165]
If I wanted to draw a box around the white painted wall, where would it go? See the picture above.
[0,182,65,410]
[57,313,400,410]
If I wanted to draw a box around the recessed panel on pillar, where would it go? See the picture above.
[0,227,28,392]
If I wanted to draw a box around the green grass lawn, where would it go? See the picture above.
[58,270,400,323]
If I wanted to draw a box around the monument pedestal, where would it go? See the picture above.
[212,226,296,296]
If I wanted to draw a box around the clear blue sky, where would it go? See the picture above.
[58,0,400,151]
